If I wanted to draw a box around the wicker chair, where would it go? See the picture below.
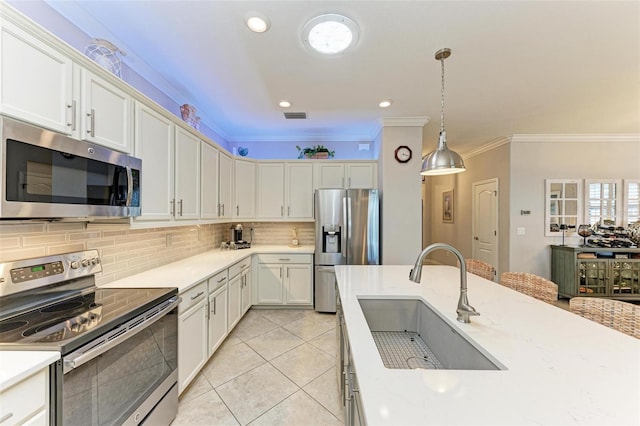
[465,259,495,281]
[569,297,640,339]
[499,272,558,303]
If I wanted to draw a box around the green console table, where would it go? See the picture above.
[551,245,640,300]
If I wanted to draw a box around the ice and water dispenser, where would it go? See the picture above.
[321,225,341,254]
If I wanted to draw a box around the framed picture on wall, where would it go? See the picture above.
[443,189,454,223]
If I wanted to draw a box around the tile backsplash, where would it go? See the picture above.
[0,221,314,285]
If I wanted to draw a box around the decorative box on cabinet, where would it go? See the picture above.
[551,245,640,300]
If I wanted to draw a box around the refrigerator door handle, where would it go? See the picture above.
[342,196,349,261]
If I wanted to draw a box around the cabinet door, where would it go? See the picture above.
[1,21,73,134]
[218,152,233,219]
[80,68,132,153]
[314,163,345,189]
[174,127,200,220]
[234,160,256,218]
[257,163,285,219]
[228,274,242,330]
[241,267,252,314]
[346,163,376,189]
[285,264,313,304]
[178,300,208,394]
[208,285,228,356]
[201,142,219,219]
[286,163,314,219]
[257,264,283,304]
[134,102,174,222]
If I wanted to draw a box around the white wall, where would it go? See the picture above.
[509,136,640,277]
[379,123,425,264]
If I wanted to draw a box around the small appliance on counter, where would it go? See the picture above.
[224,224,251,249]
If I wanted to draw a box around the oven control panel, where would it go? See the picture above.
[10,260,64,283]
[0,250,102,297]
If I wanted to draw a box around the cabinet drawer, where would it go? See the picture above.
[0,369,46,425]
[229,258,251,278]
[179,281,207,314]
[257,254,312,264]
[208,270,228,293]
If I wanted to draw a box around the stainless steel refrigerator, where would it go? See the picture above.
[314,189,379,312]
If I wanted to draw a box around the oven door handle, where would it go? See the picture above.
[63,296,180,374]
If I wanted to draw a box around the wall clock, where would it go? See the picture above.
[394,145,412,163]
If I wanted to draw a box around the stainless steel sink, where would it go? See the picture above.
[358,298,505,370]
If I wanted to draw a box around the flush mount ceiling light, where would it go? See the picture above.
[279,100,292,108]
[420,48,466,176]
[302,13,359,55]
[379,100,393,108]
[246,13,270,33]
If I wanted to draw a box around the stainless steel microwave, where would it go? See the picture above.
[1,117,141,219]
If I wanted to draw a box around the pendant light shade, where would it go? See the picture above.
[421,48,466,176]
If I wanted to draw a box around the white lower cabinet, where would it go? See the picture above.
[178,281,208,394]
[0,368,48,425]
[228,258,251,331]
[256,254,313,306]
[208,270,228,357]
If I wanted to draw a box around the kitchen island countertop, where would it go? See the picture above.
[335,264,640,425]
[100,244,314,292]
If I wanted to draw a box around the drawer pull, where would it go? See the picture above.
[191,291,204,300]
[278,258,291,261]
[217,277,227,283]
[0,413,14,423]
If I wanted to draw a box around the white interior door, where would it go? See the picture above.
[472,179,498,277]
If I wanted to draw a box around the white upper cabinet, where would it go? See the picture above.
[201,142,219,219]
[134,102,174,222]
[257,163,286,219]
[134,102,200,224]
[234,159,256,219]
[314,163,346,189]
[313,162,377,190]
[346,163,377,189]
[79,67,132,153]
[174,127,200,220]
[257,162,313,220]
[218,152,233,220]
[286,163,314,219]
[0,20,74,134]
[0,18,133,153]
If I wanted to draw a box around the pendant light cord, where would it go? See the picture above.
[440,56,446,134]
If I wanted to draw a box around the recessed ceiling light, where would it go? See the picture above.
[279,100,292,108]
[379,100,393,108]
[246,13,270,33]
[302,13,359,55]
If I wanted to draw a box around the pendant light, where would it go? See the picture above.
[420,48,466,175]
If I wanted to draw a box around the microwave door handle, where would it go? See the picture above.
[125,166,133,207]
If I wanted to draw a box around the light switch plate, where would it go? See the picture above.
[516,227,526,236]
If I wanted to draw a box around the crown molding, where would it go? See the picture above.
[462,137,510,159]
[510,134,640,143]
[380,117,431,127]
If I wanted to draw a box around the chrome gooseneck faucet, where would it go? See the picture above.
[409,243,480,323]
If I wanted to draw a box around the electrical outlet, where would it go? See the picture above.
[166,233,173,246]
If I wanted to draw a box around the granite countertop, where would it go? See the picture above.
[100,244,314,292]
[335,264,640,425]
[0,351,59,391]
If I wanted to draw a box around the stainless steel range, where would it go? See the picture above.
[0,250,179,425]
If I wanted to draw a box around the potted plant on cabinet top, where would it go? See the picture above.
[296,145,335,159]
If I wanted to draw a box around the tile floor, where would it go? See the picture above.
[172,309,343,426]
